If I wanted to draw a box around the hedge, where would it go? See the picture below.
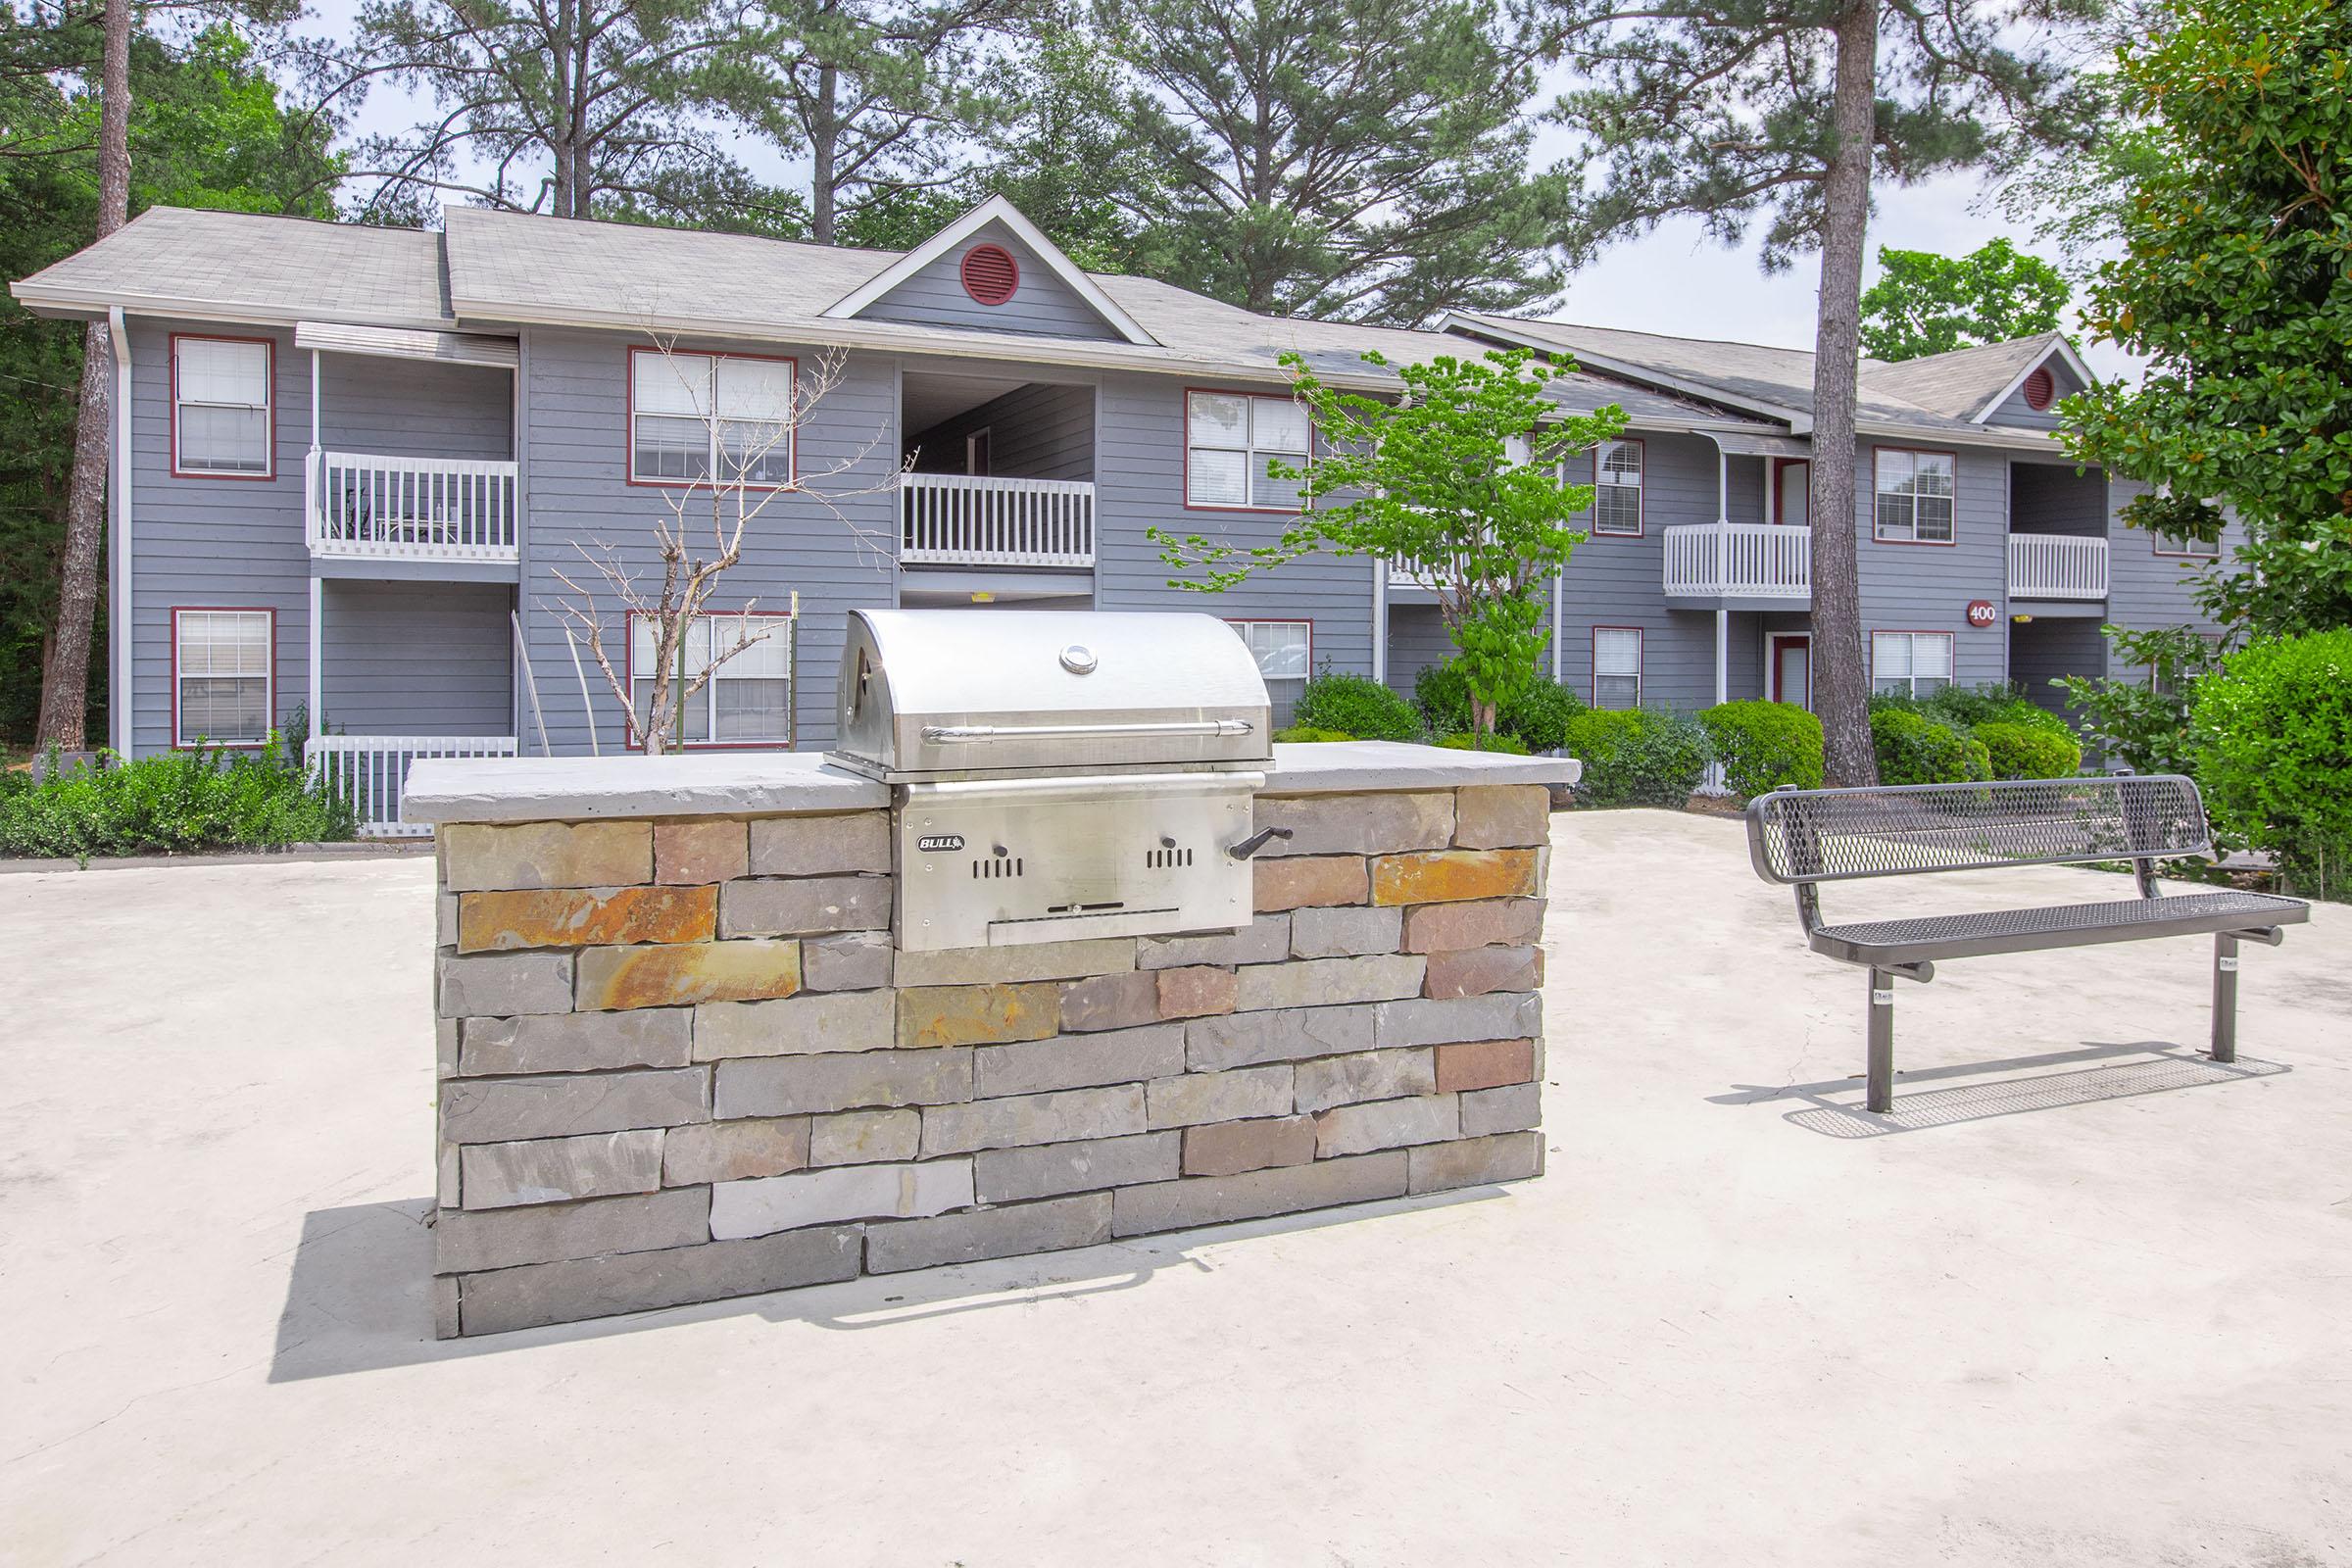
[1870,708,1992,786]
[1974,720,2082,780]
[1498,678,1583,752]
[2193,629,2352,899]
[1412,662,1475,735]
[0,739,358,858]
[1558,708,1713,807]
[1435,731,1532,755]
[1293,673,1422,742]
[1697,701,1823,798]
[1272,725,1355,743]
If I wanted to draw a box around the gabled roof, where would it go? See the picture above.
[1861,332,2090,423]
[820,195,1157,346]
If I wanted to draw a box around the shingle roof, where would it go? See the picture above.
[1860,333,2066,419]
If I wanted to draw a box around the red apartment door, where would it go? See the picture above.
[1770,634,1813,710]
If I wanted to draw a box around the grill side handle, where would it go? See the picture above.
[920,719,1256,743]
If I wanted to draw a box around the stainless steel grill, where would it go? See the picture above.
[827,610,1275,952]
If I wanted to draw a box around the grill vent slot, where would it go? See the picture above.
[970,856,1023,879]
[1147,846,1194,869]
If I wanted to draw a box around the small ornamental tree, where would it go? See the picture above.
[1151,346,1624,738]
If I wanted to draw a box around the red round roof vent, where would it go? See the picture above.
[960,243,1020,307]
[2023,366,2056,411]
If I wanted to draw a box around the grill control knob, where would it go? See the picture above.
[1058,644,1098,675]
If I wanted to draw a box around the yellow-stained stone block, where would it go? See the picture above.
[458,885,717,953]
[443,821,652,892]
[896,982,1060,1049]
[1252,855,1369,912]
[576,939,801,1010]
[1370,848,1540,906]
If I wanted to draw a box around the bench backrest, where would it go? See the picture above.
[1746,774,2211,886]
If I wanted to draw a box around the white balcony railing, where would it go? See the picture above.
[1390,557,1443,589]
[2008,532,2109,600]
[308,734,518,838]
[901,473,1095,567]
[306,450,520,564]
[1662,522,1812,600]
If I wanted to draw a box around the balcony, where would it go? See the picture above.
[306,451,520,564]
[901,473,1095,568]
[308,734,519,838]
[2008,533,2108,600]
[1662,522,1811,602]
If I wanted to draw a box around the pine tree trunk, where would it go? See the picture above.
[35,0,132,753]
[1807,0,1881,788]
[811,66,839,246]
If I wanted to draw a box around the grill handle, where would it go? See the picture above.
[920,719,1255,743]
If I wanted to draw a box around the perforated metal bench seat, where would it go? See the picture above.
[1812,888,2308,966]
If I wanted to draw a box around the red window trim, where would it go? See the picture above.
[170,333,276,481]
[624,345,799,493]
[1771,457,1810,525]
[1182,385,1314,514]
[1871,445,1961,547]
[621,608,797,752]
[959,243,1021,307]
[1868,627,1957,693]
[1590,623,1643,709]
[170,605,277,751]
[1588,436,1645,538]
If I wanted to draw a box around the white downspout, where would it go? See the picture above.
[108,307,131,757]
[1706,440,1731,792]
[1370,555,1388,685]
[307,351,324,740]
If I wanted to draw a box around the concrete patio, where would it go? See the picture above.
[2,809,2345,1565]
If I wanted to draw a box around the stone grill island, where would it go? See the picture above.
[407,741,1572,1337]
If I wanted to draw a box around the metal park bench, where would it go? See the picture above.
[1746,775,2308,1112]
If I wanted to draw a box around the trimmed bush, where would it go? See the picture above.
[1498,678,1584,753]
[1975,720,2082,780]
[1435,731,1532,755]
[1919,683,2071,734]
[1870,708,1992,786]
[1558,708,1713,808]
[2193,629,2352,899]
[1292,673,1421,742]
[0,738,358,858]
[1697,701,1824,798]
[1412,661,1475,734]
[1272,725,1355,743]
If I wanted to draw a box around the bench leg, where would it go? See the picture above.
[1867,967,1896,1112]
[2212,933,2239,1063]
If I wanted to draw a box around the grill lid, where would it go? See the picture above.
[830,609,1272,779]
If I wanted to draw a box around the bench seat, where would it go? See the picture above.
[1813,888,2308,966]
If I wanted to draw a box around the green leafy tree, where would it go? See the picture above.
[2057,0,2352,639]
[2052,623,2223,776]
[1152,347,1625,736]
[1544,0,2097,785]
[1858,238,2071,361]
[1095,0,1569,325]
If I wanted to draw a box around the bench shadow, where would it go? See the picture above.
[268,1183,1506,1383]
[1711,1041,2290,1140]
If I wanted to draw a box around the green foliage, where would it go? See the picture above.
[1907,683,2070,735]
[1558,708,1712,808]
[1272,725,1355,743]
[1154,348,1621,740]
[1697,701,1823,798]
[1869,708,1993,786]
[1497,678,1583,753]
[1413,662,1475,736]
[1858,239,2071,362]
[1293,672,1421,742]
[0,738,358,858]
[1435,731,1531,754]
[1974,720,2082,781]
[2192,630,2352,899]
[2054,625,2225,776]
[2058,0,2352,640]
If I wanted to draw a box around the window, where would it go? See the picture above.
[1871,631,1954,698]
[2154,528,2222,559]
[1187,390,1309,511]
[173,609,272,746]
[1588,439,1644,535]
[1229,619,1310,726]
[629,350,794,486]
[1592,627,1642,710]
[1874,449,1956,542]
[630,613,794,747]
[172,336,271,476]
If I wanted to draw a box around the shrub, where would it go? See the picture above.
[0,738,358,859]
[1412,661,1475,734]
[1558,708,1713,808]
[1498,678,1583,753]
[1292,673,1421,742]
[2193,629,2352,899]
[1870,708,1992,786]
[1975,720,2082,780]
[1435,731,1532,754]
[1697,701,1823,798]
[1272,725,1355,744]
[1923,682,2070,734]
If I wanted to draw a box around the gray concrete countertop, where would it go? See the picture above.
[402,741,1580,824]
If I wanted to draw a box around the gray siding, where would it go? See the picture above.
[861,220,1123,341]
[321,580,513,734]
[2008,616,2106,721]
[1985,354,2088,431]
[320,352,513,462]
[2105,477,2242,642]
[1384,604,1457,700]
[907,381,1093,480]
[2009,460,2105,536]
[1860,439,2011,691]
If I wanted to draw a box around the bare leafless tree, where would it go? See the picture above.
[545,342,898,754]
